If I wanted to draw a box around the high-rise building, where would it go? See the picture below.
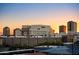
[59,25,66,33]
[3,27,10,36]
[67,21,77,34]
[14,28,22,36]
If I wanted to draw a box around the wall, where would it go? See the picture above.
[0,36,62,48]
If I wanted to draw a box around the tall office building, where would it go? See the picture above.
[67,21,77,34]
[3,27,10,36]
[59,25,66,33]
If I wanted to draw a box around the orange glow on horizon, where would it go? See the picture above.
[0,10,79,35]
[0,19,79,35]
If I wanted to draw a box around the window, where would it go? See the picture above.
[41,26,45,28]
[37,28,40,30]
[45,34,47,36]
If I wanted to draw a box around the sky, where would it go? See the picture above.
[0,3,79,35]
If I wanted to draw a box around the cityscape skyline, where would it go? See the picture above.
[0,3,79,34]
[0,20,78,36]
[0,3,79,55]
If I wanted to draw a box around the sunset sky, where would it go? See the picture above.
[0,3,79,35]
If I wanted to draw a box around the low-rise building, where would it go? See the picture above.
[74,32,79,42]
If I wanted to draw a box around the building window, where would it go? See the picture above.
[41,26,45,28]
[45,34,47,36]
[37,28,40,30]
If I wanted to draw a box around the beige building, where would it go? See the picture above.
[22,25,53,37]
